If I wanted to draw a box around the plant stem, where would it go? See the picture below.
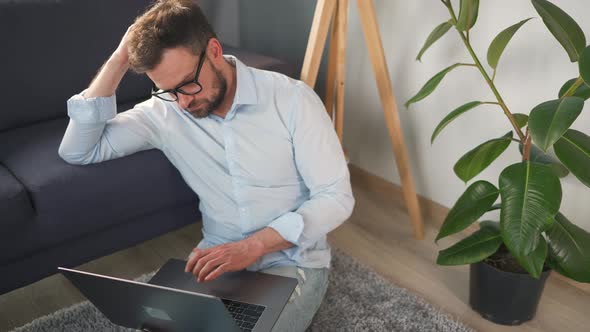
[444,3,526,142]
[482,101,501,106]
[459,63,478,67]
[522,127,532,161]
[561,76,584,97]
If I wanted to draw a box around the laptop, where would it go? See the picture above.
[59,258,298,332]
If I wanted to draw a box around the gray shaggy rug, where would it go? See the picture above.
[11,250,474,332]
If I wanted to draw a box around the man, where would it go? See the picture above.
[58,0,354,330]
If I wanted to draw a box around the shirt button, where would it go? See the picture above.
[240,207,248,215]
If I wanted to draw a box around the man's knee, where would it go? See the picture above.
[288,268,307,302]
[269,267,329,332]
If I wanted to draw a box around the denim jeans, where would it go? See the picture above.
[259,265,330,332]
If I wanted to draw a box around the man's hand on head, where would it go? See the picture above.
[84,24,134,99]
[184,238,264,282]
[112,24,134,66]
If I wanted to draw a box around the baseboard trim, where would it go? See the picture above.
[349,164,448,226]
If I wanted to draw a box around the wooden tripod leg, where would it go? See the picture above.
[325,4,339,119]
[355,0,424,240]
[334,0,348,143]
[300,0,337,88]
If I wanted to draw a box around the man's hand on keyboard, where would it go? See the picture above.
[184,238,264,282]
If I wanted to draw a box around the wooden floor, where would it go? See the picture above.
[1,166,589,331]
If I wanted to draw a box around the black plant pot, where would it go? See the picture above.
[469,261,551,325]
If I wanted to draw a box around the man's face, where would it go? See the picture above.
[147,46,227,118]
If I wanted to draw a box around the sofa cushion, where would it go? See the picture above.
[0,201,200,295]
[0,117,198,263]
[0,0,154,132]
[225,45,299,79]
[0,164,34,227]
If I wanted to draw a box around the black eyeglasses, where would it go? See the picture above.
[151,48,207,102]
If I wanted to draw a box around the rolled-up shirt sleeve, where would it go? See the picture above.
[58,91,164,165]
[267,212,305,245]
[267,82,355,257]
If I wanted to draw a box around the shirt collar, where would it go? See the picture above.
[181,55,257,122]
[225,55,258,107]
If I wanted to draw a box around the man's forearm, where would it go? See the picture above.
[247,227,295,257]
[185,227,295,281]
[84,54,129,98]
[84,25,133,98]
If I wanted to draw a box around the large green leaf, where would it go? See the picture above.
[431,101,483,144]
[528,97,584,151]
[558,78,590,100]
[487,18,533,69]
[513,236,548,279]
[417,20,453,62]
[454,131,513,183]
[518,143,570,177]
[546,212,590,282]
[580,46,590,85]
[436,180,499,242]
[405,63,463,107]
[499,161,562,256]
[554,129,590,188]
[513,113,529,128]
[437,223,502,265]
[456,0,479,32]
[531,0,586,62]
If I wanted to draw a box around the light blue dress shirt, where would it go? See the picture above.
[59,55,355,271]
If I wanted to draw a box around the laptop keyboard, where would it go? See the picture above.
[222,299,266,331]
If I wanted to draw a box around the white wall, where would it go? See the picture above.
[342,0,590,231]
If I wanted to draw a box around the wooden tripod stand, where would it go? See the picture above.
[300,0,424,240]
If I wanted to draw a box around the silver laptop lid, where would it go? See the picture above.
[59,267,241,332]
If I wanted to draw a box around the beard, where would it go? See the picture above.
[185,65,228,119]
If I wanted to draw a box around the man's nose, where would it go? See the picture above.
[177,94,192,109]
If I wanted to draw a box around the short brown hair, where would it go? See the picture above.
[127,0,217,73]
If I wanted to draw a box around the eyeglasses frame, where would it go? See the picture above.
[151,47,208,102]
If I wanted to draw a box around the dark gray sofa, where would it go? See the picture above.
[0,0,297,295]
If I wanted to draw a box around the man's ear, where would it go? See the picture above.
[207,38,224,62]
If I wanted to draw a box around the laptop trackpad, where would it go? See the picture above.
[147,259,296,307]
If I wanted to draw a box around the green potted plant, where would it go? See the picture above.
[406,0,590,326]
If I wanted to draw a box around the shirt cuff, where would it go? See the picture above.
[66,90,117,124]
[267,212,304,246]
